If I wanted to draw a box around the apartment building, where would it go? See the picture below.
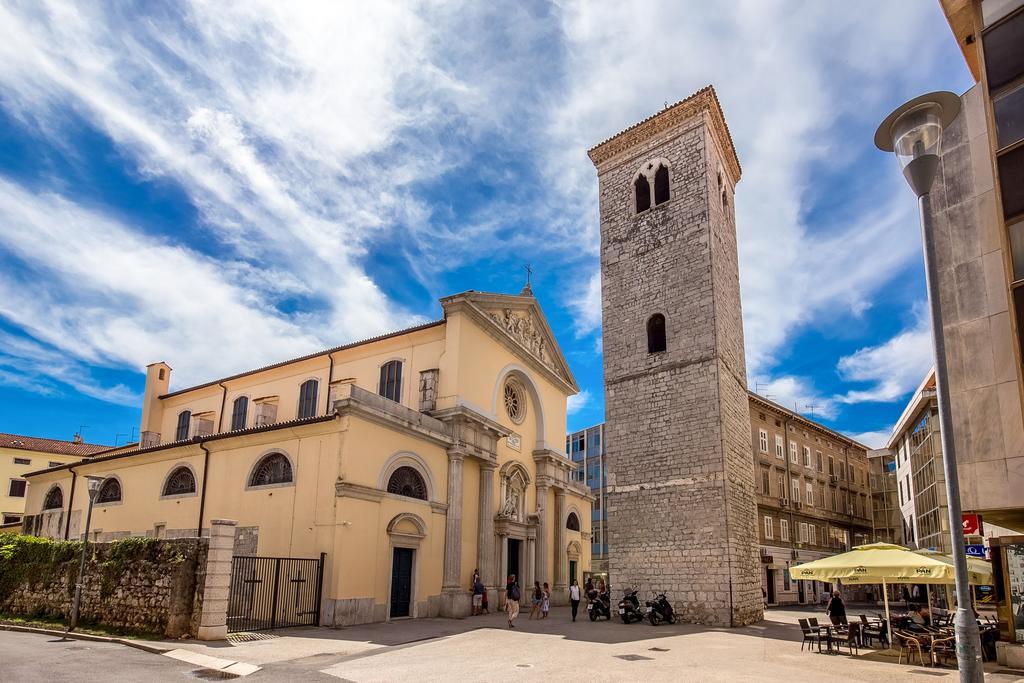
[570,392,873,605]
[566,424,608,574]
[867,448,901,546]
[749,394,874,606]
[1,432,108,527]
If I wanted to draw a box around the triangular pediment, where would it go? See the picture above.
[440,291,579,393]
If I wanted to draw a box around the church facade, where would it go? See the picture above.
[21,288,592,625]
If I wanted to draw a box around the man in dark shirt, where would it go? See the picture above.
[826,591,848,626]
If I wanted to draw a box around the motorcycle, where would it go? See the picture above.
[618,586,643,623]
[645,592,676,625]
[587,589,612,621]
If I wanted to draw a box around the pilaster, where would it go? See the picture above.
[196,519,235,641]
[535,483,549,588]
[477,462,496,592]
[441,448,466,616]
[553,488,567,600]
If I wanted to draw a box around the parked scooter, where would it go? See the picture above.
[587,589,612,621]
[645,592,676,625]
[618,586,643,623]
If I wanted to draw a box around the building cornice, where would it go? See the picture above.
[587,85,741,185]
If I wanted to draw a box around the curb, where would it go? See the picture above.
[0,622,171,654]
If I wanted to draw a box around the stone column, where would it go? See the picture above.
[441,449,465,616]
[553,488,567,602]
[525,530,536,599]
[197,519,236,641]
[535,484,549,588]
[477,463,496,591]
[497,533,507,605]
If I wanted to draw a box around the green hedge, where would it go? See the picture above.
[0,533,81,601]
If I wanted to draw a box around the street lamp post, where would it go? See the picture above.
[875,92,983,683]
[68,475,104,633]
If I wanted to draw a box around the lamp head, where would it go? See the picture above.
[875,91,961,197]
[85,475,104,502]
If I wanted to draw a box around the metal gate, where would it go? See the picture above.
[227,553,325,633]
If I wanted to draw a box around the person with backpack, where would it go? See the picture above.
[505,574,521,629]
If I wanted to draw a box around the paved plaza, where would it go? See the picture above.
[140,606,1023,681]
[4,606,1024,681]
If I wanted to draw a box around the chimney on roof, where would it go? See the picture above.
[72,433,83,444]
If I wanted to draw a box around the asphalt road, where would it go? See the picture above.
[0,630,201,682]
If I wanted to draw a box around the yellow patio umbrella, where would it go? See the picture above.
[789,542,956,646]
[913,549,993,585]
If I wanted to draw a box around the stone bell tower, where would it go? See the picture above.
[588,86,761,626]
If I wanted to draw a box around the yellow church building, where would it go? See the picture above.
[21,287,592,625]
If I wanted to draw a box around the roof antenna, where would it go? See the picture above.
[74,425,88,444]
[806,403,818,419]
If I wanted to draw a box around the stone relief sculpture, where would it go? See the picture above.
[498,489,520,520]
[487,308,556,374]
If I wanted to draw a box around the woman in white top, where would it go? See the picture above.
[569,579,582,622]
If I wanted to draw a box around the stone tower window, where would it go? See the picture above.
[654,164,670,205]
[647,313,666,353]
[387,466,428,500]
[566,512,580,531]
[634,174,651,213]
[504,377,527,424]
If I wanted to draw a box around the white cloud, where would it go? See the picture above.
[848,428,894,449]
[567,389,591,415]
[836,310,933,404]
[570,271,602,338]
[750,375,837,420]
[548,0,956,374]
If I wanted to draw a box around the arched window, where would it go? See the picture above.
[163,466,196,496]
[654,164,670,205]
[379,360,402,403]
[231,396,248,431]
[566,512,580,531]
[387,466,427,500]
[634,174,651,213]
[647,314,666,354]
[43,486,63,510]
[96,478,121,504]
[249,452,293,487]
[175,410,191,441]
[298,379,319,419]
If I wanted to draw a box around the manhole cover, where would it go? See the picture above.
[648,647,669,652]
[614,654,654,661]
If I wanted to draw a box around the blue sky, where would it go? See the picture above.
[0,1,972,448]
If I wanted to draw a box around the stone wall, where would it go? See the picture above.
[0,534,207,638]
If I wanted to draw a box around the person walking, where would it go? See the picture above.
[569,580,581,622]
[481,584,489,614]
[529,581,542,620]
[541,582,551,619]
[825,590,848,627]
[505,575,520,629]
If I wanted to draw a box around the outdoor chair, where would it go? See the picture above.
[929,635,955,667]
[894,630,926,667]
[858,614,885,647]
[798,618,825,653]
[835,623,860,656]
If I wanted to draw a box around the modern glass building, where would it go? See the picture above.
[566,423,607,572]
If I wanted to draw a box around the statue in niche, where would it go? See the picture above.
[499,488,521,521]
